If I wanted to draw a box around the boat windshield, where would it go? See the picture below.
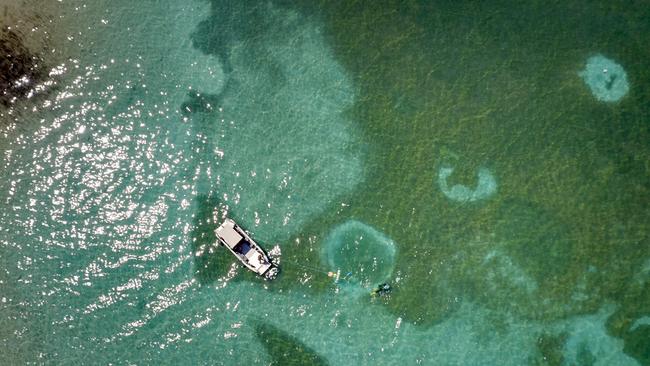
[233,241,252,255]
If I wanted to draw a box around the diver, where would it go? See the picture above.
[371,283,391,297]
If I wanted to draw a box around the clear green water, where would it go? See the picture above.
[1,1,648,365]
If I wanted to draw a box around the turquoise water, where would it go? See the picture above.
[1,1,648,365]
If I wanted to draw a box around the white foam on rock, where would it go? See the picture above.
[579,54,630,102]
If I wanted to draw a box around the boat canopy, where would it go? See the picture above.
[216,220,244,249]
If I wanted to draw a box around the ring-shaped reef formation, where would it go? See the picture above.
[437,166,497,203]
[322,220,396,289]
[579,54,629,102]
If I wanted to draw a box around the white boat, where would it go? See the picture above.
[215,218,279,280]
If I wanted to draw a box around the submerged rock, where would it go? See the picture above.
[0,28,45,107]
[622,325,650,366]
[534,332,568,366]
[579,54,629,102]
[606,279,650,366]
[322,220,396,289]
[254,321,329,366]
[191,194,235,284]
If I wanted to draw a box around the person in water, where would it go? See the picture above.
[371,283,391,297]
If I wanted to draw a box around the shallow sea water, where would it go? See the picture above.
[1,1,649,365]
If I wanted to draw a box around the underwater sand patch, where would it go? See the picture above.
[185,53,226,96]
[561,306,639,366]
[192,3,365,242]
[0,0,79,124]
[579,54,629,103]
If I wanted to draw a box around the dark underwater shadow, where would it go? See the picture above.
[0,26,64,126]
[191,1,275,74]
[191,193,237,285]
[0,28,46,108]
[180,90,222,117]
[254,321,329,366]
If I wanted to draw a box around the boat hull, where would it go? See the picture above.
[215,218,278,280]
